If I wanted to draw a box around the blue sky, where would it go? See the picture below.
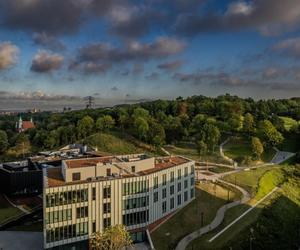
[0,0,300,109]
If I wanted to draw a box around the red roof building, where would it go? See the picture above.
[16,117,35,133]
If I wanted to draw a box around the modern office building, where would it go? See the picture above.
[43,154,195,249]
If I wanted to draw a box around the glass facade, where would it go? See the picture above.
[123,210,149,226]
[46,209,72,224]
[122,180,149,195]
[46,189,88,207]
[123,196,149,210]
[46,222,88,243]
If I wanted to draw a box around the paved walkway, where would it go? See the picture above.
[0,231,43,250]
[175,180,250,250]
[219,137,237,166]
[270,149,295,164]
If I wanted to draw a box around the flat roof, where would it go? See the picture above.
[45,156,191,188]
[64,156,119,169]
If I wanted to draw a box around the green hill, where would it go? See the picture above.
[85,131,163,156]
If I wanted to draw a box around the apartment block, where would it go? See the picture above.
[43,154,195,249]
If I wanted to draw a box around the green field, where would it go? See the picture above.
[151,182,242,250]
[164,144,228,164]
[223,137,276,164]
[85,131,160,155]
[0,194,23,224]
[222,166,278,196]
[187,165,298,250]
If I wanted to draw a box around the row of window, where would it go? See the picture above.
[153,177,194,202]
[123,196,149,210]
[153,166,195,189]
[122,180,149,196]
[46,189,88,208]
[46,222,88,243]
[123,210,149,226]
[46,209,72,224]
[161,188,195,214]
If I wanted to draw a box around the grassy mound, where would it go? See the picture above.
[86,132,144,155]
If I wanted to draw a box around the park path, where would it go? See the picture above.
[219,137,237,166]
[175,180,250,250]
[270,148,295,164]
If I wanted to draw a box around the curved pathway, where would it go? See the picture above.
[175,180,250,250]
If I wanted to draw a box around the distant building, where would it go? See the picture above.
[16,116,35,133]
[43,154,195,249]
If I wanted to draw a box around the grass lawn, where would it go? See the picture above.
[85,132,149,155]
[279,116,299,131]
[164,144,228,164]
[151,182,241,250]
[187,165,290,249]
[224,137,276,164]
[222,166,278,197]
[0,194,23,224]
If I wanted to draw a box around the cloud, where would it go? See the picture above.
[175,0,300,36]
[69,61,111,74]
[273,37,300,59]
[0,90,79,100]
[158,60,183,71]
[77,37,185,63]
[0,0,87,35]
[31,51,64,73]
[107,5,163,38]
[33,32,65,51]
[0,42,19,70]
[111,86,119,91]
[70,37,186,74]
[145,72,159,80]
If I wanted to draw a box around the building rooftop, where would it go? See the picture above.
[45,155,191,188]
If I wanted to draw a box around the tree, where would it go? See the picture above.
[77,115,94,139]
[96,115,115,132]
[147,121,165,146]
[134,117,149,140]
[0,130,8,153]
[196,140,207,156]
[251,137,264,160]
[258,120,284,147]
[243,113,255,135]
[89,225,132,250]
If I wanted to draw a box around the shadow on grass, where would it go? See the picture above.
[151,186,239,250]
[187,193,300,250]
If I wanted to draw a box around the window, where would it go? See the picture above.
[190,177,194,186]
[103,186,111,198]
[103,218,111,228]
[184,191,188,202]
[92,222,96,233]
[162,188,167,199]
[123,210,149,226]
[131,166,136,173]
[153,192,158,202]
[191,188,194,198]
[123,197,149,210]
[184,167,188,177]
[72,172,81,181]
[92,187,96,200]
[103,203,111,213]
[106,168,111,176]
[153,176,158,189]
[170,171,174,182]
[162,201,167,213]
[170,185,174,195]
[177,194,181,205]
[184,180,188,189]
[162,174,167,186]
[178,169,181,179]
[76,206,88,218]
[170,197,174,209]
[177,182,181,192]
[191,165,195,174]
